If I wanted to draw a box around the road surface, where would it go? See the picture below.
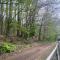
[0,43,55,60]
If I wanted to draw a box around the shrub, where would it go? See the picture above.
[0,42,16,54]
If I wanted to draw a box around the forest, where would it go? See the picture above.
[0,0,58,60]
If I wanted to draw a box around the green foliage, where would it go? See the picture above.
[17,0,24,3]
[20,26,29,39]
[29,24,36,37]
[0,42,16,54]
[20,23,36,38]
[47,33,56,41]
[10,20,18,36]
[25,0,32,5]
[47,20,57,41]
[5,17,12,36]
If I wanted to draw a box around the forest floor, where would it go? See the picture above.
[0,42,56,60]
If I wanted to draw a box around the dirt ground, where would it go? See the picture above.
[0,43,55,60]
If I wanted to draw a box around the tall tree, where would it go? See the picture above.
[0,0,4,35]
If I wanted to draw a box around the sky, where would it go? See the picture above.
[37,0,60,32]
[38,0,60,23]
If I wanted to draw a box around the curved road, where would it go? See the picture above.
[0,44,55,60]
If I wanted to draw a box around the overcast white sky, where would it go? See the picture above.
[38,0,60,31]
